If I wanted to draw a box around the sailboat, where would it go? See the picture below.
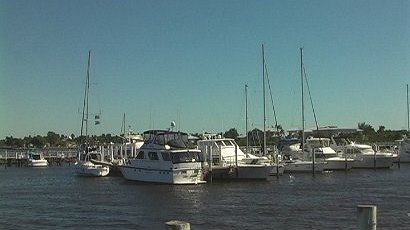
[75,51,110,177]
[284,48,326,173]
[399,84,410,162]
[259,45,284,175]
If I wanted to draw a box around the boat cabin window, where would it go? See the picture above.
[148,152,159,160]
[171,151,205,164]
[346,148,362,155]
[32,154,41,160]
[223,140,234,146]
[154,135,166,145]
[161,152,171,161]
[136,151,145,159]
[215,141,224,146]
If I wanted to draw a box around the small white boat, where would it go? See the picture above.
[241,154,285,176]
[197,138,274,180]
[283,158,326,173]
[345,143,395,169]
[27,152,48,167]
[306,137,355,171]
[75,150,110,177]
[119,130,206,184]
[74,51,109,177]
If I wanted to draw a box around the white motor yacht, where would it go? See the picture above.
[306,137,355,171]
[197,138,274,180]
[283,158,326,173]
[27,152,48,167]
[119,130,206,184]
[344,143,395,169]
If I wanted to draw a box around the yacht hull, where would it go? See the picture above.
[119,166,205,184]
[323,159,354,171]
[353,156,394,169]
[28,160,48,167]
[284,161,326,173]
[75,161,110,177]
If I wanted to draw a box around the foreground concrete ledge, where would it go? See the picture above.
[165,220,190,230]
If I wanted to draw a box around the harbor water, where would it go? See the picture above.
[0,165,409,229]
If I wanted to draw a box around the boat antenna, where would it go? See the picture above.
[121,113,126,135]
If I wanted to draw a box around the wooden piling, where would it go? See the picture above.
[357,204,377,230]
[165,220,190,230]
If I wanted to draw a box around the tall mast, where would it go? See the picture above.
[300,48,304,154]
[262,45,267,155]
[85,50,91,146]
[80,50,91,147]
[245,84,249,154]
[407,84,409,132]
[262,44,267,156]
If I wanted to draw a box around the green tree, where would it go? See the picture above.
[46,131,60,146]
[4,136,23,147]
[31,135,45,148]
[224,128,239,139]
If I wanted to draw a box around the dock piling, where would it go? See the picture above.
[357,204,377,230]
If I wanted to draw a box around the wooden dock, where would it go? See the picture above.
[0,148,78,167]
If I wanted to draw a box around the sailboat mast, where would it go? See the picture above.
[245,84,249,154]
[80,51,91,148]
[85,50,91,146]
[262,44,267,156]
[407,84,409,132]
[300,48,305,154]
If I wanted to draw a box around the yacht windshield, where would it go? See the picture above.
[171,151,205,164]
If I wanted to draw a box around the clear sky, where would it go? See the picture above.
[1,0,409,138]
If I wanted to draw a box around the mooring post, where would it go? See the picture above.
[357,204,377,230]
[165,220,190,230]
[235,144,238,178]
[5,150,7,168]
[345,150,348,174]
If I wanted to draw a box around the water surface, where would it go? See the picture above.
[0,164,409,229]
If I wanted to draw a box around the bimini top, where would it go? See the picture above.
[143,130,191,149]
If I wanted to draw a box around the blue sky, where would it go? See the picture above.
[1,0,409,138]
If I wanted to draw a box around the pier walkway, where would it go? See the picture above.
[0,148,78,167]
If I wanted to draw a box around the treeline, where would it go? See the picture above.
[339,122,409,143]
[212,122,409,146]
[0,123,408,148]
[0,131,124,149]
